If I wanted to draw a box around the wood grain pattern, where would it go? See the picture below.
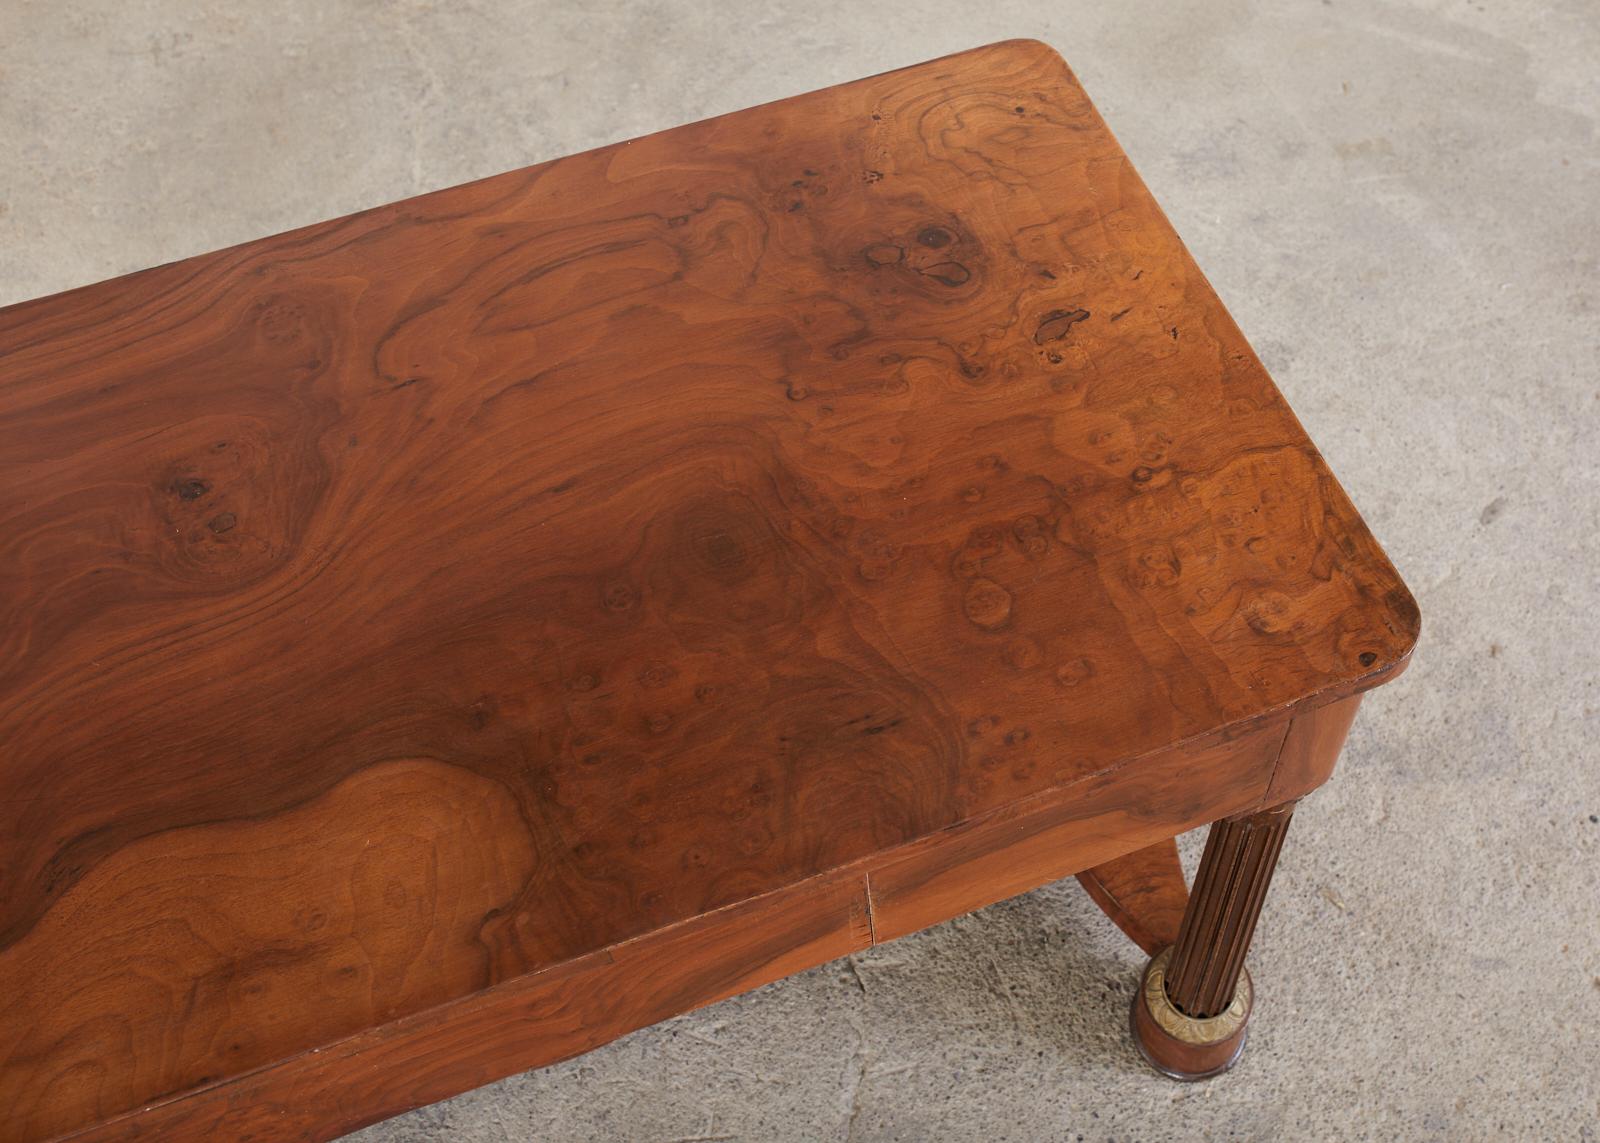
[0,39,1418,1140]
[1263,692,1363,806]
[1076,839,1189,955]
[48,870,873,1143]
[45,730,1284,1143]
[867,720,1281,944]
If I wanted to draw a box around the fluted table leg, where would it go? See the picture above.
[1130,801,1296,1079]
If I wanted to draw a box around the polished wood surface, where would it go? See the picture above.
[0,39,1417,1141]
[1077,839,1189,956]
[1265,692,1363,806]
[52,871,875,1143]
[44,726,1280,1143]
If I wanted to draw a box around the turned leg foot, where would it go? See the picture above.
[1131,802,1295,1080]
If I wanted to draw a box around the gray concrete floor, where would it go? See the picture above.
[4,1,1597,1140]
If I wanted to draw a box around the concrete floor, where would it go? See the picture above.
[3,1,1597,1139]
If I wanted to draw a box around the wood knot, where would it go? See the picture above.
[963,577,1013,629]
[170,477,211,501]
[1034,308,1091,344]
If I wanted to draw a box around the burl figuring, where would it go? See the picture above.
[0,39,1418,1143]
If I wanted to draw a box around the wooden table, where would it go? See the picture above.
[0,40,1418,1141]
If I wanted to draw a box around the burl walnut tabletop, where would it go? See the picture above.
[0,40,1418,1141]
